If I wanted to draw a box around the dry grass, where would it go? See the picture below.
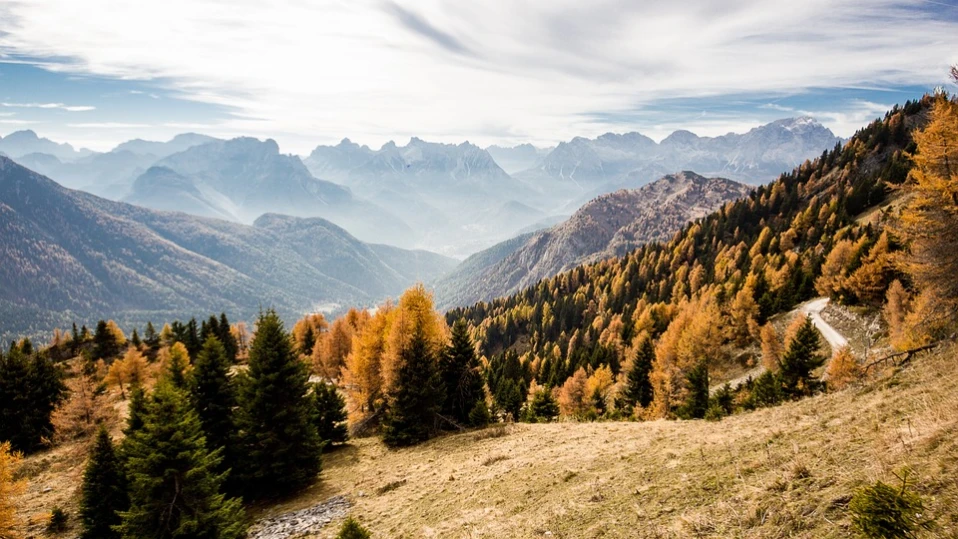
[266,344,958,538]
[14,345,958,538]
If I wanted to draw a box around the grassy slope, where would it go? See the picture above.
[14,346,957,538]
[260,345,958,539]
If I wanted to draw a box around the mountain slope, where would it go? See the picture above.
[125,137,415,247]
[435,172,752,308]
[447,98,924,368]
[485,143,552,174]
[304,137,540,257]
[0,157,455,341]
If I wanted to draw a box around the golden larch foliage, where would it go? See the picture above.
[342,303,393,429]
[557,367,589,419]
[759,322,783,372]
[895,95,958,319]
[826,345,862,390]
[884,279,910,351]
[0,441,26,538]
[51,363,117,442]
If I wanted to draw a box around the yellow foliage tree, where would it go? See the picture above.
[557,367,589,419]
[895,94,958,332]
[51,363,116,441]
[0,441,26,538]
[382,284,448,395]
[759,322,783,372]
[341,304,392,430]
[826,345,861,390]
[104,346,150,398]
[650,297,724,418]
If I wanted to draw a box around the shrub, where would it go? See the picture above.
[47,506,68,533]
[849,472,934,538]
[336,516,371,539]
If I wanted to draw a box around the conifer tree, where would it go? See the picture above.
[623,338,654,409]
[143,322,160,350]
[439,319,485,426]
[190,337,237,483]
[93,320,125,360]
[336,517,371,539]
[0,348,67,453]
[79,428,128,539]
[165,342,191,390]
[0,441,26,536]
[118,382,245,539]
[130,329,141,348]
[124,385,148,438]
[523,388,559,423]
[382,327,444,447]
[185,318,202,359]
[678,360,709,419]
[310,382,348,447]
[236,310,321,498]
[778,316,825,397]
[72,323,81,354]
[301,324,316,357]
[217,314,238,364]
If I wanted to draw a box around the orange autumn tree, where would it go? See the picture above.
[0,441,26,537]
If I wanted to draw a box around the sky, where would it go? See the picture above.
[1,0,957,154]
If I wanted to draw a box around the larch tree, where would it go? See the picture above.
[341,304,391,431]
[825,346,862,391]
[557,367,589,419]
[79,428,128,539]
[0,441,26,537]
[235,310,321,498]
[759,322,784,372]
[118,381,245,539]
[895,93,958,334]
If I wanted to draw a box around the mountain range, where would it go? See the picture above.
[0,156,456,341]
[434,171,752,308]
[514,117,841,212]
[2,116,840,259]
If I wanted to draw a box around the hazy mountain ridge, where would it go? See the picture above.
[0,156,455,341]
[485,143,553,174]
[125,137,415,247]
[516,117,840,211]
[434,172,752,308]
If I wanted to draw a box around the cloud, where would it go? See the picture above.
[1,102,95,112]
[0,119,37,125]
[0,0,955,151]
[382,1,474,57]
[66,122,150,128]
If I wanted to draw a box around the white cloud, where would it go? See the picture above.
[66,122,150,128]
[0,0,956,152]
[1,102,95,112]
[0,119,37,125]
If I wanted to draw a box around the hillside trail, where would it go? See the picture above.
[714,297,849,392]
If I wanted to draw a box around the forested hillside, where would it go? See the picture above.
[447,95,936,417]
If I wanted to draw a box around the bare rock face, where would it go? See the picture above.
[248,495,350,539]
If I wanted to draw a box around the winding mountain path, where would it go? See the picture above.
[713,297,850,391]
[798,297,848,351]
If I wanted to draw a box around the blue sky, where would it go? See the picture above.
[1,0,957,154]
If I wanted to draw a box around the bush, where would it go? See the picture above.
[336,516,371,539]
[849,472,934,538]
[47,506,68,533]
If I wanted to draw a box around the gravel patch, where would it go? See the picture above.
[248,495,350,539]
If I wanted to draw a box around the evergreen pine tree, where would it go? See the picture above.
[143,322,159,350]
[185,318,201,359]
[190,337,237,486]
[236,310,321,498]
[439,319,485,426]
[79,428,128,539]
[779,316,826,397]
[72,323,81,354]
[678,360,710,419]
[0,348,67,453]
[624,338,654,409]
[165,343,191,390]
[301,324,316,357]
[217,314,238,364]
[523,388,559,423]
[382,327,444,447]
[123,386,148,439]
[130,329,141,348]
[309,382,348,447]
[117,381,245,539]
[93,320,123,360]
